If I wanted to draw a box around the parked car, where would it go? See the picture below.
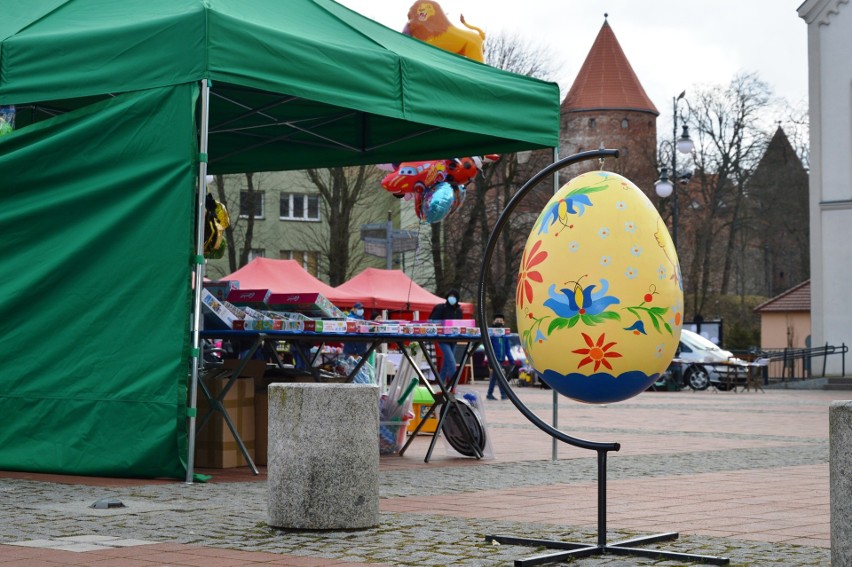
[676,329,748,390]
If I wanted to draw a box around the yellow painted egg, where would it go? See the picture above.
[516,171,683,404]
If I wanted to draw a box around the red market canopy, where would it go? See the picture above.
[221,258,356,305]
[334,267,472,317]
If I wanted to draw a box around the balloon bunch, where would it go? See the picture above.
[380,155,498,223]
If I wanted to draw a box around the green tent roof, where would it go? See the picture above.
[1,0,559,173]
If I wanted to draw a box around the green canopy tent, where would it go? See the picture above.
[0,0,559,481]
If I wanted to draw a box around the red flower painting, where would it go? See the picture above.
[517,240,546,309]
[572,332,623,372]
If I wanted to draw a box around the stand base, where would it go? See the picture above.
[486,532,729,566]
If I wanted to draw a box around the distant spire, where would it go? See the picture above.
[562,19,659,115]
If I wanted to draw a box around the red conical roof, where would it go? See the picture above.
[562,19,658,115]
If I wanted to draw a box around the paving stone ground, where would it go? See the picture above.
[0,384,841,566]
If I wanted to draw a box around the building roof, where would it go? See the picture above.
[749,126,809,186]
[562,19,659,115]
[754,280,811,313]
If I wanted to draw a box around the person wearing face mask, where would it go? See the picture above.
[343,302,368,357]
[486,314,514,400]
[428,289,463,386]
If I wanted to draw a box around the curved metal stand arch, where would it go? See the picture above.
[476,149,728,566]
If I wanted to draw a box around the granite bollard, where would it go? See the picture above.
[830,400,852,565]
[267,383,379,529]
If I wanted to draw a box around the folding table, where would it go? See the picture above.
[197,330,483,473]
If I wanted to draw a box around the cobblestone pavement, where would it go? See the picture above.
[0,387,839,566]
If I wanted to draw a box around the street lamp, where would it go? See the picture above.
[655,91,694,249]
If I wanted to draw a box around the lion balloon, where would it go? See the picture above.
[404,1,485,62]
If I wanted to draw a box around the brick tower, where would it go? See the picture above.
[560,16,659,195]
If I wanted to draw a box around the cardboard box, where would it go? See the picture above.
[267,292,344,318]
[254,384,268,466]
[232,318,284,331]
[357,321,380,333]
[203,280,239,301]
[226,288,272,309]
[194,359,266,469]
[201,289,245,329]
[232,307,284,331]
[445,319,476,327]
[266,311,307,332]
[268,311,310,321]
[281,319,305,332]
[321,319,357,333]
[411,322,438,336]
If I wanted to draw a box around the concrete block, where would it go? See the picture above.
[267,383,379,529]
[830,400,852,565]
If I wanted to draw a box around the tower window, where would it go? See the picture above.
[621,118,629,129]
[588,118,596,129]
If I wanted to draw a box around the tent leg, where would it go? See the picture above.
[186,78,212,484]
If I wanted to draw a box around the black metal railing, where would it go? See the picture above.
[734,343,848,383]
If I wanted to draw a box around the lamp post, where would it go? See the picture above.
[655,91,694,249]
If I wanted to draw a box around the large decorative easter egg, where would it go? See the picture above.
[516,171,683,404]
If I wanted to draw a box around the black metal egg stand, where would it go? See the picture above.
[475,149,729,566]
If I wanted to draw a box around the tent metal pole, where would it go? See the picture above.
[186,78,212,484]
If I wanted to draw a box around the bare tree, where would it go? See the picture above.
[680,73,772,316]
[303,165,385,285]
[209,172,277,278]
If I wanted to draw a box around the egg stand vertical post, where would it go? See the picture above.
[476,149,729,566]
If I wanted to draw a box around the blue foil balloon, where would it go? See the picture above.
[424,182,455,223]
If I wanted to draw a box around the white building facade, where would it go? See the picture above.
[798,0,852,374]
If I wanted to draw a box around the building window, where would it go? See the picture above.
[281,250,319,276]
[588,118,596,129]
[248,249,265,261]
[621,118,629,129]
[280,193,321,221]
[239,191,264,218]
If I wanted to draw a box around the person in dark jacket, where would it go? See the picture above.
[343,302,367,357]
[428,289,463,385]
[486,313,514,400]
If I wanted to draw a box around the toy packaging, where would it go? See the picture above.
[266,292,344,318]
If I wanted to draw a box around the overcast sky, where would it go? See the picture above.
[336,0,809,125]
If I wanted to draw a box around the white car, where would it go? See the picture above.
[676,329,748,390]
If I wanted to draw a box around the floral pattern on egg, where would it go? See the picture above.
[516,171,684,404]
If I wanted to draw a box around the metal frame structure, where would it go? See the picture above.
[397,339,483,461]
[475,149,729,566]
[187,79,213,484]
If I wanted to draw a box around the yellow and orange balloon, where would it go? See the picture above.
[404,1,486,62]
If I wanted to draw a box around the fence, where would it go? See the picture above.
[737,343,848,384]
